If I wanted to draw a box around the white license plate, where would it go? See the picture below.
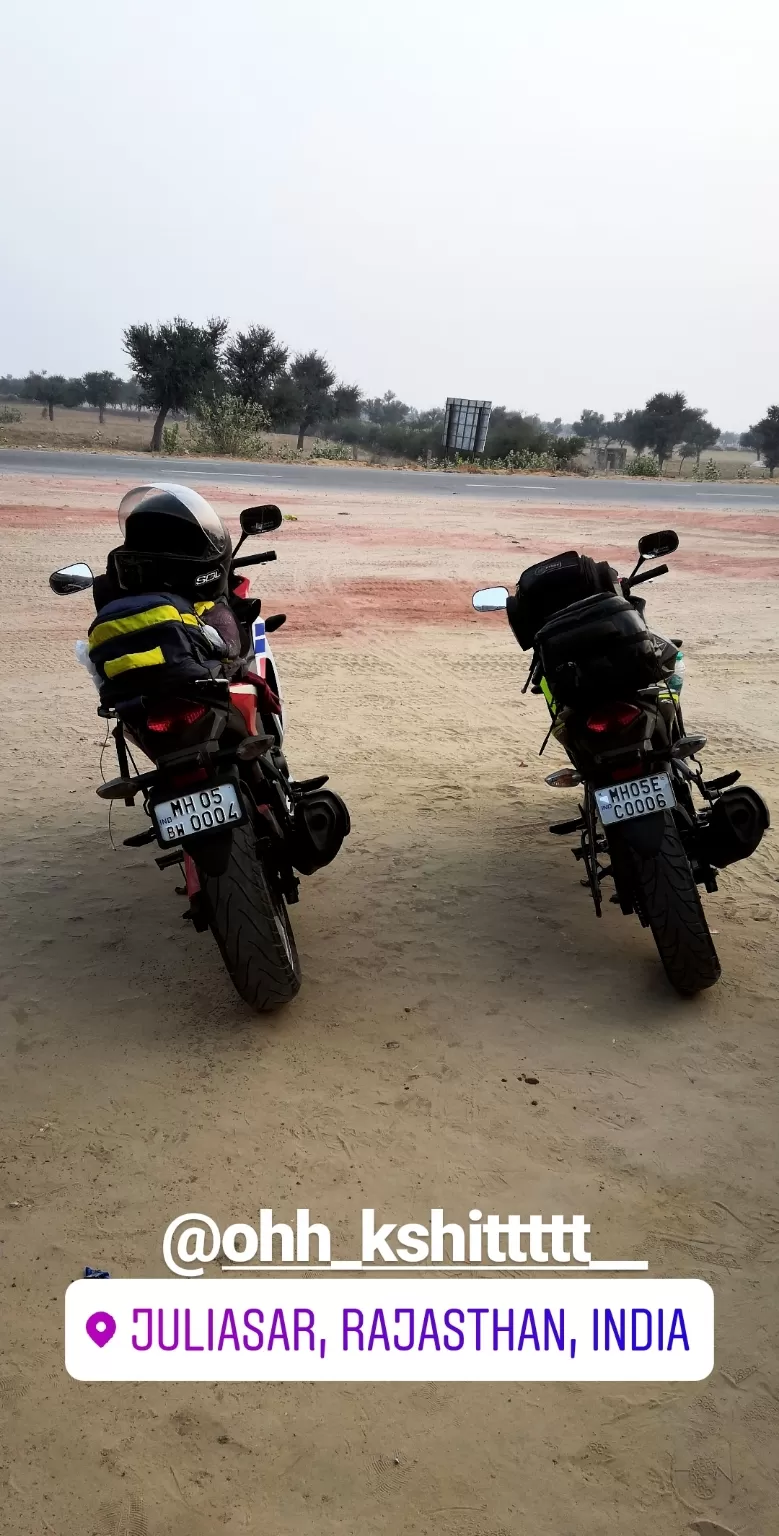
[153,782,244,843]
[595,771,676,826]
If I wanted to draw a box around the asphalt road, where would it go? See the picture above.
[3,447,779,511]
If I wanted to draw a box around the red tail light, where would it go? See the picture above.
[146,702,208,734]
[586,702,642,734]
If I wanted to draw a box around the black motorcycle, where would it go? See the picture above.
[473,530,769,995]
[50,504,350,1013]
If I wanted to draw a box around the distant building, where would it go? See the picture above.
[595,446,627,472]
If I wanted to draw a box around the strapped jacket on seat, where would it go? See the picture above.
[87,591,222,707]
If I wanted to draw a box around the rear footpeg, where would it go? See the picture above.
[705,770,741,791]
[124,827,156,848]
[156,849,183,870]
[549,818,585,836]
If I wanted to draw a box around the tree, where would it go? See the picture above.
[603,413,626,446]
[750,407,779,477]
[118,377,143,417]
[20,371,69,420]
[265,370,301,431]
[0,375,27,398]
[678,443,696,476]
[330,383,362,420]
[572,409,606,447]
[550,435,586,465]
[223,325,288,409]
[123,316,228,450]
[740,428,758,456]
[364,390,411,426]
[622,409,651,456]
[484,408,548,459]
[83,370,122,424]
[62,377,87,409]
[680,412,719,469]
[640,392,700,471]
[287,350,336,450]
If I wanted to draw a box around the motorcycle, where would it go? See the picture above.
[50,503,350,1012]
[473,530,769,995]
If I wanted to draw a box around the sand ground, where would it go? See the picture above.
[0,471,777,1536]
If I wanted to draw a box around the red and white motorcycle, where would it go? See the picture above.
[51,503,350,1012]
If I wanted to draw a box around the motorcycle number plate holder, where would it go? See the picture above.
[595,771,676,827]
[151,782,245,846]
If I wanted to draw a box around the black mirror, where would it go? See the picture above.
[240,504,282,536]
[50,562,94,595]
[638,530,679,559]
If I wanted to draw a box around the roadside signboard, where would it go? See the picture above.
[442,398,492,456]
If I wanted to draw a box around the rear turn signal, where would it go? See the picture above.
[586,702,642,734]
[146,702,208,734]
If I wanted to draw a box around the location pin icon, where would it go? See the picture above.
[86,1311,116,1348]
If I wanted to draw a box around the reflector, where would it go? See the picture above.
[146,702,208,734]
[586,703,642,734]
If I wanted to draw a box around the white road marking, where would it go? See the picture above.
[465,481,554,491]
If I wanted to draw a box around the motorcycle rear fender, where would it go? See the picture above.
[606,809,667,855]
[183,824,234,875]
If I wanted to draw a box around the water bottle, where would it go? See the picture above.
[668,649,685,694]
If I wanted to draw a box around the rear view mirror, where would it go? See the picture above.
[240,504,282,536]
[50,562,94,595]
[472,586,509,612]
[638,530,679,559]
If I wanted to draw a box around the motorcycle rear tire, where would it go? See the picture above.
[625,812,721,996]
[198,819,301,1012]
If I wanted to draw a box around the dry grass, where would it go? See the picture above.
[0,401,154,450]
[652,449,764,481]
[0,402,310,456]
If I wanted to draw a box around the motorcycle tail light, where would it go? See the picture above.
[146,702,208,734]
[586,702,642,734]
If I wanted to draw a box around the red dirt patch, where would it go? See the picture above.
[279,577,482,636]
[279,562,779,638]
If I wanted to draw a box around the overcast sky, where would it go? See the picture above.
[2,0,776,428]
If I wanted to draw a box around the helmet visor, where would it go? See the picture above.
[118,483,227,554]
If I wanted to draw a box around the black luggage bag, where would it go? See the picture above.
[537,592,674,707]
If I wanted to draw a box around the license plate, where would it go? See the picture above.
[152,782,244,844]
[595,772,676,826]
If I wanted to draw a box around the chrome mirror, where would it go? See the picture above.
[472,586,509,612]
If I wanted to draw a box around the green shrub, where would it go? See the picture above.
[189,393,269,457]
[310,439,352,460]
[161,422,182,455]
[0,405,22,423]
[700,457,720,481]
[625,454,660,477]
